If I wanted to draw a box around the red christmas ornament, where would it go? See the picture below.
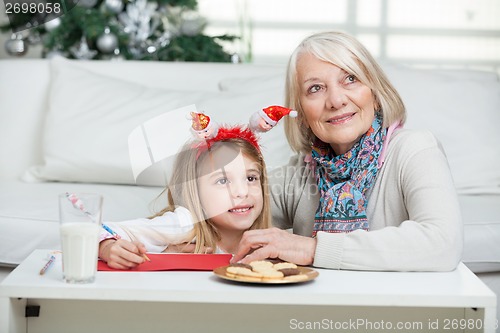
[190,112,218,140]
[249,105,298,132]
[262,105,298,124]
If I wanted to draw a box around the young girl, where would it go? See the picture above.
[98,120,271,269]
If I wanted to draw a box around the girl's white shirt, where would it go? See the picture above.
[99,206,194,253]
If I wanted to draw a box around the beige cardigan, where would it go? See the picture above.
[268,129,463,271]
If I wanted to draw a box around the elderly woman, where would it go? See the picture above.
[232,31,463,271]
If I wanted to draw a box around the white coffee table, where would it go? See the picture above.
[0,249,497,333]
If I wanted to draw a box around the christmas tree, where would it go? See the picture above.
[1,0,237,62]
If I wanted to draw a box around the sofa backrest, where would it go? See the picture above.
[1,58,499,194]
[60,59,285,92]
[382,63,500,192]
[0,59,287,182]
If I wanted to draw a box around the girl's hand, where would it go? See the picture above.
[98,239,147,269]
[231,227,317,265]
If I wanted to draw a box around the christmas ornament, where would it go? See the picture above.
[96,27,118,54]
[249,105,298,133]
[26,31,41,45]
[156,32,171,48]
[180,11,206,36]
[105,0,124,13]
[5,34,28,56]
[190,112,219,140]
[146,45,156,54]
[70,36,98,60]
[118,0,161,59]
[44,17,61,32]
[161,6,181,37]
[231,53,241,64]
[110,48,124,61]
[119,0,158,41]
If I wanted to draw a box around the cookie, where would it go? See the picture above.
[226,266,263,278]
[259,269,284,280]
[226,266,263,282]
[273,262,297,270]
[251,265,276,273]
[228,263,253,270]
[223,260,311,283]
[249,260,274,270]
[277,268,301,277]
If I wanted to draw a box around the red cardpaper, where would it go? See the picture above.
[98,253,232,271]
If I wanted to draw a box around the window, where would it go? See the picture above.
[199,0,500,73]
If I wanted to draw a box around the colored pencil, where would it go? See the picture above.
[39,255,56,275]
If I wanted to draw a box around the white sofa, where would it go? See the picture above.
[1,58,499,295]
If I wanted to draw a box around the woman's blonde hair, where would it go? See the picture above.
[151,131,271,253]
[284,31,406,154]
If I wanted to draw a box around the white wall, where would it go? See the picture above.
[198,0,500,72]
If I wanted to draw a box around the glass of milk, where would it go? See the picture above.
[59,193,102,284]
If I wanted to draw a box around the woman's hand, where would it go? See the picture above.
[98,238,147,270]
[231,228,317,265]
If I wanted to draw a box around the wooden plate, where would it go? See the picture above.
[213,265,319,284]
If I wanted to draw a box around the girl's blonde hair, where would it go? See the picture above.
[284,31,406,154]
[151,130,271,253]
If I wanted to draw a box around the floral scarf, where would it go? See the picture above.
[311,115,386,236]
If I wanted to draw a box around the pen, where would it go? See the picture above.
[39,255,56,275]
[143,253,151,262]
[102,223,121,240]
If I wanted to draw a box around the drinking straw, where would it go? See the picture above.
[65,192,120,239]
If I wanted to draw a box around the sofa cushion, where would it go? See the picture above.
[24,59,200,185]
[23,58,292,186]
[0,60,50,181]
[383,64,500,194]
